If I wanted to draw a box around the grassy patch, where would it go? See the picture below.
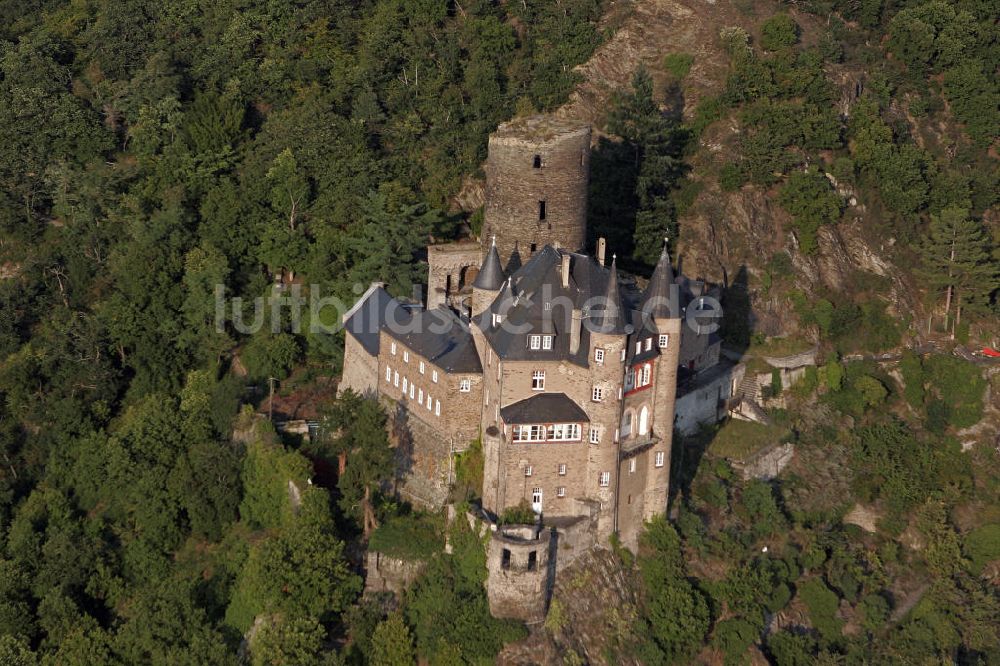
[707,419,790,461]
[747,336,814,358]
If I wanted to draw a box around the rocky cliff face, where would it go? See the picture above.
[498,548,643,666]
[455,0,924,338]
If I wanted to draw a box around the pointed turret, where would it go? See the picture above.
[641,239,680,319]
[505,241,523,274]
[592,255,628,334]
[473,237,506,291]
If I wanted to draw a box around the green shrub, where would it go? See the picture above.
[923,355,986,428]
[719,163,747,191]
[663,53,694,79]
[712,618,758,663]
[799,579,842,643]
[899,351,925,408]
[860,593,890,632]
[499,501,536,526]
[760,14,800,51]
[963,525,1000,574]
[368,512,443,561]
[767,630,817,666]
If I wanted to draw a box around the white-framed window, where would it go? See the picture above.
[546,424,581,441]
[589,426,601,444]
[459,378,471,392]
[391,342,397,355]
[645,338,653,351]
[419,361,425,374]
[658,334,669,348]
[592,385,604,402]
[558,463,567,476]
[524,465,533,477]
[393,371,399,387]
[409,384,414,399]
[529,335,541,350]
[492,313,503,327]
[639,364,652,387]
[403,351,409,363]
[621,349,626,361]
[531,370,545,391]
[599,472,611,487]
[594,348,605,363]
[654,451,665,468]
[635,341,641,354]
[629,458,637,474]
[512,425,546,442]
[418,388,423,403]
[542,335,553,350]
[432,370,439,383]
[426,394,432,410]
[402,377,408,392]
[385,366,391,381]
[435,399,440,416]
[557,486,566,498]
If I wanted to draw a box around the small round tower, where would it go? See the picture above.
[482,115,591,265]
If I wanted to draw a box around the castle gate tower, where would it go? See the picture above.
[482,116,591,265]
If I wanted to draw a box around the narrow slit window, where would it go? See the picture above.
[533,154,542,168]
[538,201,546,221]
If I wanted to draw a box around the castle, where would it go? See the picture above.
[341,115,729,617]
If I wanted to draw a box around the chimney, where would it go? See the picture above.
[561,253,571,289]
[570,308,582,355]
[597,238,606,267]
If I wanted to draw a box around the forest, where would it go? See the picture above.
[0,0,997,663]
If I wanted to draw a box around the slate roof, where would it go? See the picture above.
[343,286,482,373]
[500,393,590,425]
[473,242,505,290]
[384,306,482,373]
[343,284,396,356]
[477,246,638,367]
[640,243,682,320]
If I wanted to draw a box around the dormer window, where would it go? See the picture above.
[492,313,503,327]
[533,154,542,168]
[645,338,653,351]
[542,335,553,350]
[529,335,541,350]
[635,341,641,354]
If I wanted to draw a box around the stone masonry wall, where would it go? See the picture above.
[340,333,378,397]
[364,551,427,598]
[482,118,591,265]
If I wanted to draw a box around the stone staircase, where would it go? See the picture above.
[737,373,760,402]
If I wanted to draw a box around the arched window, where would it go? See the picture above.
[638,406,649,436]
[621,410,633,437]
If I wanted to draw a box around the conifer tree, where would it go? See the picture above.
[608,67,687,265]
[370,612,415,666]
[920,205,997,333]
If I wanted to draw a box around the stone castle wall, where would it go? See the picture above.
[340,333,378,396]
[482,118,591,265]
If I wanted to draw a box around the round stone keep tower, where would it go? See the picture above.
[482,115,591,265]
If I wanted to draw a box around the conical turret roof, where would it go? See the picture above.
[641,240,680,319]
[473,238,506,290]
[592,255,629,334]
